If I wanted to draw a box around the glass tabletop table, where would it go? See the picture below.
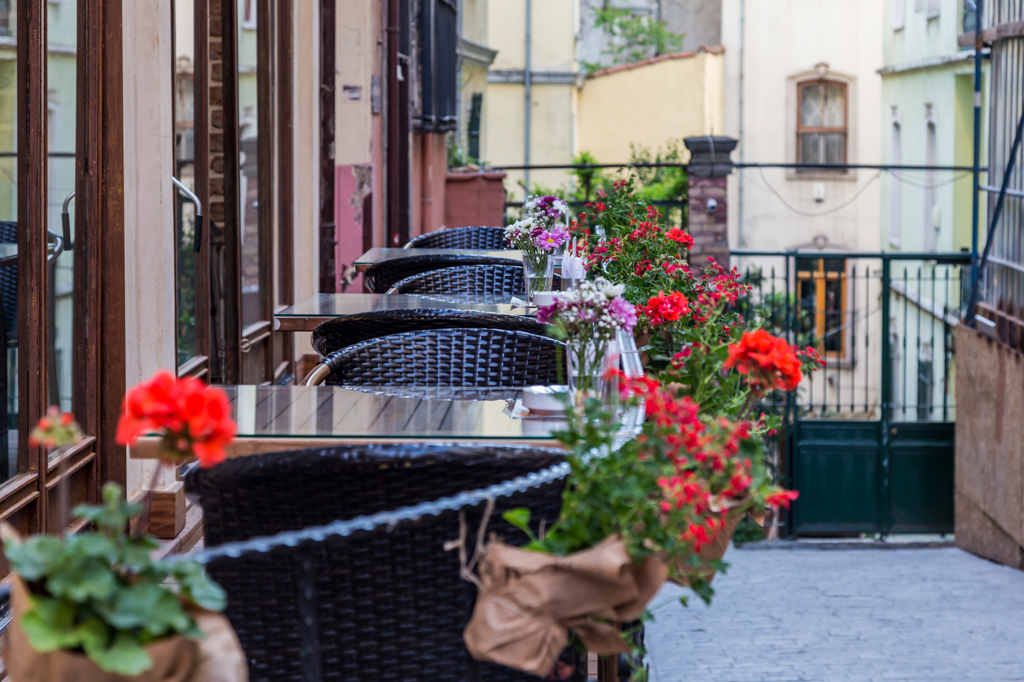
[128,384,644,460]
[273,293,534,331]
[353,248,523,272]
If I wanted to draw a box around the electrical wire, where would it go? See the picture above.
[886,170,973,190]
[754,166,882,217]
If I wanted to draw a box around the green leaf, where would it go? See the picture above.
[75,617,111,652]
[46,557,118,603]
[19,597,78,652]
[5,536,63,581]
[85,630,153,676]
[94,583,192,636]
[502,508,531,533]
[173,563,227,612]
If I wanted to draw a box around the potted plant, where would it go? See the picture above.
[2,371,245,682]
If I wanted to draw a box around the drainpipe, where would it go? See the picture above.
[524,0,532,193]
[737,0,745,248]
[970,0,984,287]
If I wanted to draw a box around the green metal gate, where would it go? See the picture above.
[735,251,968,537]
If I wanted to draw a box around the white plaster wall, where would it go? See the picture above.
[122,0,178,496]
[722,0,884,253]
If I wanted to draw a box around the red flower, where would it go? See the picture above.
[724,330,803,392]
[640,291,691,327]
[765,489,800,509]
[665,228,694,249]
[116,370,236,468]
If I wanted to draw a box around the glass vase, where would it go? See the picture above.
[522,253,554,304]
[566,340,599,400]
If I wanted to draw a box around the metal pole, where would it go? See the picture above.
[971,0,984,288]
[879,256,892,536]
[966,105,1024,324]
[523,0,532,193]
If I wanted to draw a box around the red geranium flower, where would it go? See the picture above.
[640,291,691,327]
[665,228,694,249]
[724,330,803,392]
[116,370,236,468]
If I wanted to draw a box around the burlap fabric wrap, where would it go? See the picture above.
[5,575,248,682]
[463,535,667,677]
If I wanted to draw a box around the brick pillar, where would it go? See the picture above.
[684,136,737,273]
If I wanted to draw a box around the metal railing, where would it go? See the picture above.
[733,250,970,423]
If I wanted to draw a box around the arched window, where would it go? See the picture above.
[797,81,848,165]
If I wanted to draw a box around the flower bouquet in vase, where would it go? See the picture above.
[537,277,637,402]
[2,371,246,682]
[505,194,570,304]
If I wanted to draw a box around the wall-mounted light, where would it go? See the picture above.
[706,198,718,214]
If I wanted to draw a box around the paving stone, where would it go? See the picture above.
[644,546,1024,681]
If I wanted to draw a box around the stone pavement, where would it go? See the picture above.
[644,546,1024,681]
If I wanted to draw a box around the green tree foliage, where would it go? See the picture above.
[586,6,685,74]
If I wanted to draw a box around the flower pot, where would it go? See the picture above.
[463,535,667,678]
[6,578,248,682]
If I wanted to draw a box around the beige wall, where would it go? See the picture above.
[721,0,884,253]
[292,0,320,353]
[578,51,725,163]
[485,0,579,198]
[335,0,374,166]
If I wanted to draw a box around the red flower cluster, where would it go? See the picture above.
[639,290,691,326]
[116,370,236,468]
[665,228,694,249]
[724,330,803,392]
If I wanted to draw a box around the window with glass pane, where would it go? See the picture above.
[47,0,77,436]
[796,257,847,357]
[798,81,847,166]
[238,0,260,330]
[0,0,16,479]
[175,0,197,365]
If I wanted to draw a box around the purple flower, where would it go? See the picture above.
[536,302,559,325]
[534,229,568,251]
[608,297,638,333]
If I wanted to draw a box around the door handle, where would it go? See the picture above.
[61,191,74,251]
[171,177,204,253]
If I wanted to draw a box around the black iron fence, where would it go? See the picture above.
[734,250,971,423]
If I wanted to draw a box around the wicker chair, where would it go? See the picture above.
[310,328,563,388]
[188,443,582,682]
[363,254,518,294]
[403,226,508,250]
[310,309,545,358]
[388,264,561,296]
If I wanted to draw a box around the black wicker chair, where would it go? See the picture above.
[389,264,561,296]
[403,226,508,250]
[311,328,563,388]
[310,309,545,358]
[188,443,581,682]
[363,254,518,294]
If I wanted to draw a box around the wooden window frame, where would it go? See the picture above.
[796,258,848,359]
[0,0,124,541]
[796,80,849,167]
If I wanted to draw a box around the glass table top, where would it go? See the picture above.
[353,248,523,272]
[125,385,641,454]
[273,293,534,331]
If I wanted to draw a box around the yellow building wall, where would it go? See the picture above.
[578,51,725,163]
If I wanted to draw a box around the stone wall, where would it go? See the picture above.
[954,324,1024,569]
